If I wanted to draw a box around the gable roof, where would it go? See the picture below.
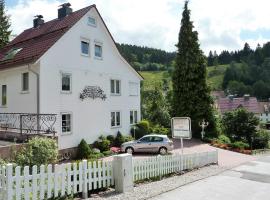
[0,5,95,69]
[0,4,143,80]
[217,96,260,114]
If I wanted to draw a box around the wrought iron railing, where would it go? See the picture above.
[0,113,57,135]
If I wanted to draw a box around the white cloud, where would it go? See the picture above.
[7,0,270,54]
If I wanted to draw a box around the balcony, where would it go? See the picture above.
[0,113,57,142]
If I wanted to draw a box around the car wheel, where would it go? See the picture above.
[159,147,167,155]
[125,147,134,154]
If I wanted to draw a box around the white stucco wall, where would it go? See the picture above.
[0,65,38,113]
[39,7,142,149]
[260,113,270,123]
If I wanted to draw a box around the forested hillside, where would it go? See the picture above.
[116,43,176,71]
[209,42,270,100]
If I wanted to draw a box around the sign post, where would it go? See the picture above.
[171,117,192,155]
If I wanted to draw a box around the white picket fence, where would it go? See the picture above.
[133,151,218,182]
[0,151,218,200]
[0,160,114,200]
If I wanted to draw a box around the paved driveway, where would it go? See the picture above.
[150,155,270,200]
[133,139,256,167]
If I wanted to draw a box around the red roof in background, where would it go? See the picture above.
[0,5,95,70]
[217,97,260,114]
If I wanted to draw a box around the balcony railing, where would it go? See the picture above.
[0,113,57,135]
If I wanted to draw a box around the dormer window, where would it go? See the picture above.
[88,17,96,27]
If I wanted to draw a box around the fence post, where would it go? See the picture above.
[113,153,133,193]
[82,160,88,199]
[6,164,13,200]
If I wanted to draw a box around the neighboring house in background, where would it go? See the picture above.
[216,94,260,116]
[0,3,143,150]
[211,90,225,110]
[258,101,270,123]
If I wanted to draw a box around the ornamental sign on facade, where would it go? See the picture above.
[79,86,107,101]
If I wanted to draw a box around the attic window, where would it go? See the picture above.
[2,48,23,61]
[88,17,96,27]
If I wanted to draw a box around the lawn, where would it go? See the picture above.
[140,64,229,91]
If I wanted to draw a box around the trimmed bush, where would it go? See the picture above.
[218,135,231,144]
[152,126,170,135]
[131,120,150,139]
[252,130,270,149]
[15,137,58,167]
[106,135,115,146]
[77,139,92,159]
[124,135,134,142]
[137,120,150,132]
[94,136,110,152]
[114,132,125,147]
[231,141,249,150]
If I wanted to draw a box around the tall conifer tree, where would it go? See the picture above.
[172,1,216,137]
[0,0,11,48]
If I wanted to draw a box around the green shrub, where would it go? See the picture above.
[88,152,104,160]
[124,135,134,142]
[222,108,259,145]
[103,150,113,156]
[252,130,270,149]
[131,120,150,139]
[15,137,58,167]
[114,132,125,147]
[231,141,249,150]
[0,158,6,166]
[106,135,115,146]
[218,135,231,144]
[77,139,92,159]
[137,120,150,132]
[152,126,170,135]
[94,136,110,152]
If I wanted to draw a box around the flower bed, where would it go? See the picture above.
[211,140,252,155]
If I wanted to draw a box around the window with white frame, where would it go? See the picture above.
[130,110,138,125]
[22,72,29,92]
[61,113,72,134]
[94,43,102,58]
[110,79,121,95]
[81,40,90,56]
[1,85,7,106]
[61,73,71,92]
[111,111,121,127]
[88,16,96,27]
[129,82,139,96]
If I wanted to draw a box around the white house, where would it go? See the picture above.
[0,3,143,150]
[258,102,270,123]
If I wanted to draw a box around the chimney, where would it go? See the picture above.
[33,15,44,28]
[58,3,72,19]
[244,94,250,101]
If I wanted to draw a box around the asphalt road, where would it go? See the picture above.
[150,155,270,200]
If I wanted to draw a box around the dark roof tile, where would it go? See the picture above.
[0,5,94,69]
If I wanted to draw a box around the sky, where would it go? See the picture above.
[5,0,270,54]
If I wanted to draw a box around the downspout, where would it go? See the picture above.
[28,64,40,115]
[28,64,40,133]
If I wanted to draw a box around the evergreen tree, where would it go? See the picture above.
[207,51,214,66]
[0,0,11,48]
[172,1,217,138]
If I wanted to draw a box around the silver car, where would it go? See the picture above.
[121,134,174,155]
